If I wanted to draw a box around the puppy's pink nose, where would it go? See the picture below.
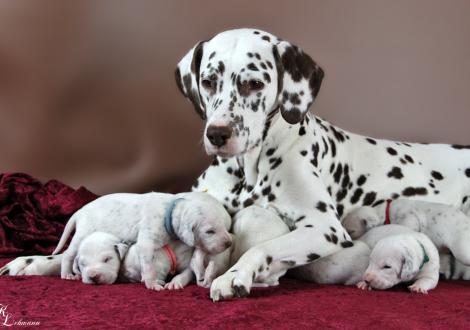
[364,272,374,282]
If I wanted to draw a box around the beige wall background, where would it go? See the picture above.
[0,0,468,194]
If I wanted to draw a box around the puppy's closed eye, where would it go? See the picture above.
[205,229,215,235]
[382,265,391,269]
[103,256,112,263]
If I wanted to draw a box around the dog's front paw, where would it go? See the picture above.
[145,279,165,291]
[408,283,429,294]
[356,281,371,291]
[64,273,81,281]
[165,278,185,290]
[210,272,252,302]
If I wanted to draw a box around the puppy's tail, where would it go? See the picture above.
[52,215,77,255]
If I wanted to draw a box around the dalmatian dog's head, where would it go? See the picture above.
[178,192,232,254]
[362,235,421,290]
[73,232,129,285]
[342,206,381,239]
[175,28,324,157]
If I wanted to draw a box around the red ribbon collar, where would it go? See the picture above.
[162,244,177,275]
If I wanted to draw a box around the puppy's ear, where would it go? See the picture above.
[175,41,206,120]
[273,41,324,124]
[72,256,81,275]
[398,254,416,281]
[114,243,129,260]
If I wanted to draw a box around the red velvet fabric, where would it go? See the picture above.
[0,173,97,256]
[1,173,470,328]
[0,265,469,329]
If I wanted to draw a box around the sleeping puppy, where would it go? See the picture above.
[357,231,440,294]
[342,199,470,266]
[52,191,232,290]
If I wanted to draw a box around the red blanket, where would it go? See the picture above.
[1,173,470,329]
[0,173,97,256]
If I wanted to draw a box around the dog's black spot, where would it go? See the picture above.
[363,191,377,206]
[452,144,470,150]
[330,226,337,233]
[341,241,354,248]
[230,269,238,272]
[266,256,273,265]
[387,147,398,156]
[209,51,216,60]
[262,186,271,196]
[357,175,367,186]
[387,167,404,179]
[300,150,308,157]
[316,201,327,213]
[247,63,258,71]
[307,253,320,262]
[330,234,338,244]
[324,233,332,242]
[305,224,313,228]
[336,204,344,217]
[431,171,444,180]
[270,158,282,170]
[263,72,271,83]
[366,138,377,145]
[262,35,271,42]
[47,256,54,260]
[465,168,470,178]
[296,215,306,222]
[333,163,343,183]
[268,194,276,202]
[299,126,306,136]
[25,258,33,265]
[404,155,414,164]
[402,187,428,196]
[243,198,254,207]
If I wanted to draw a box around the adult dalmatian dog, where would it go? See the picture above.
[3,28,470,301]
[175,28,470,301]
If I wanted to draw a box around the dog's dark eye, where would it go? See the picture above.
[201,79,217,91]
[248,79,264,91]
[206,230,215,235]
[383,265,391,269]
[104,257,112,263]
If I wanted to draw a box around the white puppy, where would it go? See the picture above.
[343,199,470,266]
[53,191,232,290]
[357,228,439,294]
[290,241,371,285]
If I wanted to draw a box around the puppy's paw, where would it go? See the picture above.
[165,279,185,290]
[145,279,165,291]
[210,272,252,302]
[64,273,81,281]
[356,281,370,291]
[408,283,428,294]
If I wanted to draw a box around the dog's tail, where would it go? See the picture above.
[52,215,77,255]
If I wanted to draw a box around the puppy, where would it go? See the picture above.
[343,199,470,266]
[53,191,232,290]
[357,231,439,294]
[290,241,371,285]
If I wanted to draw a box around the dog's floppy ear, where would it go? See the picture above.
[274,41,324,124]
[114,243,129,261]
[175,41,206,120]
[72,256,81,275]
[398,254,416,281]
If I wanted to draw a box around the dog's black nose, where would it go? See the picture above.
[206,125,233,147]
